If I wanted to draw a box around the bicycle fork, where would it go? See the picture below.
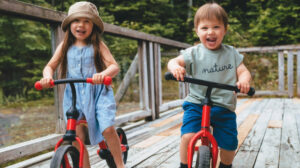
[187,104,219,168]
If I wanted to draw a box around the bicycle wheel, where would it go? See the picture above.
[197,146,211,168]
[116,127,129,164]
[50,145,79,168]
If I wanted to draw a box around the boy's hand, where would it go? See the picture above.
[170,66,186,81]
[39,77,53,89]
[236,80,250,94]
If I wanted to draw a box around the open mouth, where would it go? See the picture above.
[76,29,86,35]
[207,37,217,42]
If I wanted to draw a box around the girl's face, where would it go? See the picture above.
[70,17,93,44]
[195,18,226,50]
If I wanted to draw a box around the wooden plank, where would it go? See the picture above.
[234,99,274,167]
[133,136,166,148]
[235,98,259,115]
[279,99,300,167]
[159,99,183,112]
[236,99,264,127]
[6,152,53,168]
[154,43,162,118]
[115,110,150,126]
[254,98,284,168]
[278,51,285,92]
[115,54,138,105]
[237,44,300,53]
[127,135,179,167]
[297,50,300,97]
[151,112,183,128]
[0,134,62,164]
[237,114,260,150]
[288,51,294,97]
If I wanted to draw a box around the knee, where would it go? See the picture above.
[181,133,194,144]
[102,126,115,136]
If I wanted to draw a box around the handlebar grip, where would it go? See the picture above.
[34,80,54,90]
[165,72,177,81]
[86,76,112,86]
[247,87,255,96]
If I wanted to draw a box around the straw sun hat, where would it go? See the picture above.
[61,1,104,33]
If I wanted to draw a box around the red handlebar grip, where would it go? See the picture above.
[86,77,112,85]
[103,76,112,85]
[34,81,42,90]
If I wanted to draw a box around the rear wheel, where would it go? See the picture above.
[197,146,211,168]
[50,145,79,168]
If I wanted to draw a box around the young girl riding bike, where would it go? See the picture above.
[38,2,125,168]
[167,2,252,168]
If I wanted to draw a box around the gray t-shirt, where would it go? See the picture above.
[182,43,243,111]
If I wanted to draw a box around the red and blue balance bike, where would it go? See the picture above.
[165,72,255,168]
[35,77,129,168]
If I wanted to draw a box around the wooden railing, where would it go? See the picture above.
[237,45,300,98]
[0,0,299,164]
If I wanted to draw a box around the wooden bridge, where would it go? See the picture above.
[1,0,300,168]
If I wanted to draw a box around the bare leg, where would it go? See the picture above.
[180,133,195,164]
[220,148,235,165]
[103,126,125,168]
[73,124,91,168]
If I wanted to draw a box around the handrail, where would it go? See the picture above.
[0,0,191,48]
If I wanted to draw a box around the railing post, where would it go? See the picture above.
[51,24,65,133]
[287,51,294,98]
[138,41,151,117]
[278,51,284,92]
[153,43,162,119]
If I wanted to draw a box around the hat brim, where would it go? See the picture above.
[61,12,104,33]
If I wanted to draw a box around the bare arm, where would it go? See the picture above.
[236,63,252,93]
[167,55,186,81]
[92,41,120,84]
[40,42,64,88]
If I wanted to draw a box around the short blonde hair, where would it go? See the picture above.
[194,3,228,30]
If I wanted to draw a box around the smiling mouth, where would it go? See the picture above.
[76,30,86,34]
[207,37,217,42]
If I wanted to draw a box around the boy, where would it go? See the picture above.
[167,2,251,168]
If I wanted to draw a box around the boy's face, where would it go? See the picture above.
[195,18,226,50]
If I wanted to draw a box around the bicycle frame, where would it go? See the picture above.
[164,72,255,168]
[187,87,218,168]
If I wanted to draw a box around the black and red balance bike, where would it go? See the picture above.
[35,77,129,168]
[165,72,255,168]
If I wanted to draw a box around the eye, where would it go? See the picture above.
[73,19,79,22]
[214,26,220,29]
[201,27,208,30]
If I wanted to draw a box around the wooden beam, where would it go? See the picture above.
[0,134,62,164]
[297,50,300,97]
[114,54,138,105]
[237,44,300,53]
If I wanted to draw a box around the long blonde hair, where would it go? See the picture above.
[59,26,106,78]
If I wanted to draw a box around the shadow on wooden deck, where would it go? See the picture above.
[7,98,300,168]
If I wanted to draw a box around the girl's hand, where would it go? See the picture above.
[92,73,106,84]
[39,77,53,89]
[170,66,186,81]
[236,80,250,94]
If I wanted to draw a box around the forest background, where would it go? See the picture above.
[0,0,299,148]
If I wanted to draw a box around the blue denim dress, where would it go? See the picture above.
[63,45,116,145]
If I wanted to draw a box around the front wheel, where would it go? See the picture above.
[197,146,211,168]
[50,145,79,168]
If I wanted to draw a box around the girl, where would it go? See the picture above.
[39,2,125,168]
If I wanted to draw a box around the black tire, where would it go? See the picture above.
[50,145,80,168]
[116,127,129,164]
[197,146,211,168]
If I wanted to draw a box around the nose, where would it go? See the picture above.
[208,28,213,35]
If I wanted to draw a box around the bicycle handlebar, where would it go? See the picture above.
[165,72,255,96]
[34,76,112,90]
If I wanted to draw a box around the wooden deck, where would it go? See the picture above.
[7,98,300,168]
